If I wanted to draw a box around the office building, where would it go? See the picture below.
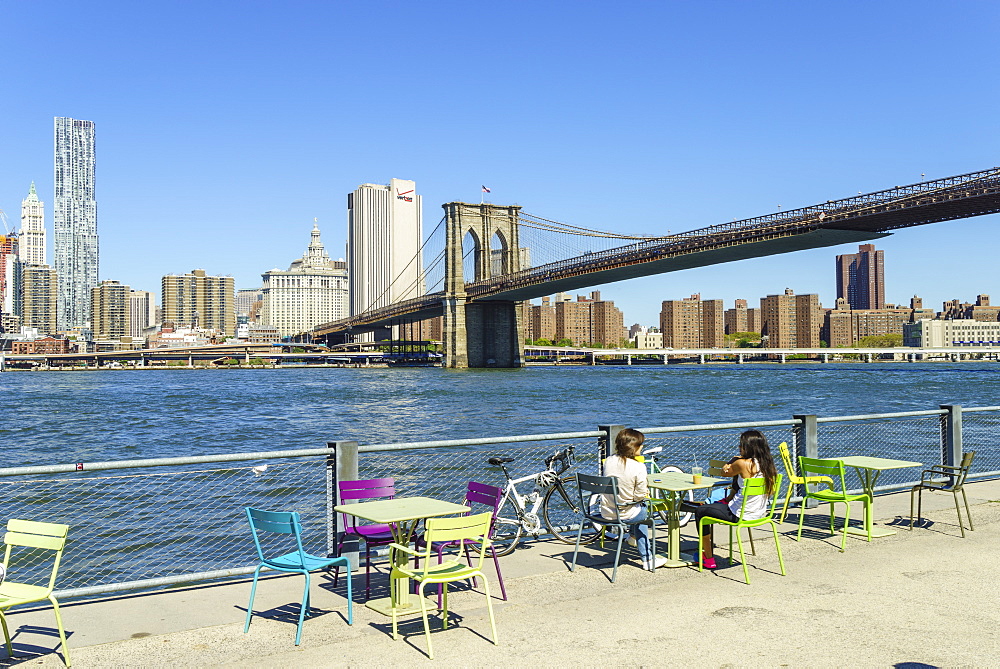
[91,280,130,340]
[660,294,724,348]
[161,269,235,336]
[633,331,663,349]
[20,183,46,266]
[54,117,99,329]
[21,265,58,334]
[129,290,157,339]
[904,319,1000,347]
[259,224,349,338]
[347,179,423,318]
[0,235,19,316]
[836,243,884,310]
[236,289,263,322]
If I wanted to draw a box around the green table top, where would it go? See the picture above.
[831,456,923,471]
[647,471,723,492]
[333,497,470,524]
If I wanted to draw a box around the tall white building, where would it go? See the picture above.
[260,224,348,338]
[54,117,98,330]
[347,178,423,317]
[129,289,157,338]
[20,182,46,266]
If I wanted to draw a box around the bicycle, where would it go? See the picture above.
[487,445,600,556]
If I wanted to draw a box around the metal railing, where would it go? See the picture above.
[0,405,996,601]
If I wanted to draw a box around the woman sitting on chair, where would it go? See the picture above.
[602,428,668,570]
[693,429,778,569]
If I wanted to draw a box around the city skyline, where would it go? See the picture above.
[2,3,999,325]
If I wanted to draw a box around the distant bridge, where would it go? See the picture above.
[312,167,1000,367]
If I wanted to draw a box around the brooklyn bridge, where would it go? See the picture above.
[311,168,1000,368]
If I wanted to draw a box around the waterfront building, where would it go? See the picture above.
[0,313,20,334]
[554,291,624,347]
[129,290,157,339]
[904,319,1000,347]
[530,296,557,342]
[11,337,74,354]
[633,331,663,349]
[941,295,1000,322]
[822,297,915,348]
[21,265,58,334]
[724,299,749,335]
[91,280,130,341]
[836,243,884,310]
[347,179,423,319]
[259,224,348,338]
[0,234,20,316]
[760,289,822,348]
[54,117,99,329]
[660,294,724,348]
[161,269,235,336]
[747,307,762,333]
[20,183,46,266]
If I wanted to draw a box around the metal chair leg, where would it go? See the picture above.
[909,486,917,530]
[962,488,974,531]
[953,491,966,538]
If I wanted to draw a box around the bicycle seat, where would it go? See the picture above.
[488,457,515,466]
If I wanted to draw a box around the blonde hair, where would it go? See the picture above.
[614,428,645,460]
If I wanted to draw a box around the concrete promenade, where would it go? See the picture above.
[8,480,1000,668]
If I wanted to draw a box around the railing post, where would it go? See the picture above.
[598,424,623,475]
[939,404,963,469]
[793,414,818,508]
[327,440,359,568]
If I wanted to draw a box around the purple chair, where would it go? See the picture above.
[335,477,395,600]
[415,481,508,606]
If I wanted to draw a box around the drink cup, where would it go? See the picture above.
[691,466,703,484]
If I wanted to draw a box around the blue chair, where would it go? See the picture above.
[244,507,353,645]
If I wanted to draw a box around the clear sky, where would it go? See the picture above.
[2,1,998,326]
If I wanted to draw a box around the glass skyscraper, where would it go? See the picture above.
[54,116,99,330]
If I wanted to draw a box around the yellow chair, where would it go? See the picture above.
[0,520,71,666]
[388,512,498,659]
[777,441,833,523]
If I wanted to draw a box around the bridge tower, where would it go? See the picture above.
[442,202,525,368]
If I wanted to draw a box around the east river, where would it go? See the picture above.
[3,362,999,467]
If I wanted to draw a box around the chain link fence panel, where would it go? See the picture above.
[960,407,1000,477]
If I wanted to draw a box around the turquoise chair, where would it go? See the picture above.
[244,507,353,645]
[795,458,872,551]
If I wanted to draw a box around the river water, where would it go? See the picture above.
[3,362,998,466]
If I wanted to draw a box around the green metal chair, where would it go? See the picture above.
[909,451,976,537]
[796,457,871,551]
[776,441,833,523]
[388,512,498,660]
[697,474,785,584]
[0,519,71,666]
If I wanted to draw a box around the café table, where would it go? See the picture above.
[333,496,470,616]
[827,456,922,538]
[647,471,723,567]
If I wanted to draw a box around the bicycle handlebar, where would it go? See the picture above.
[544,444,574,475]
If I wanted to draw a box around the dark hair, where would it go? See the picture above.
[615,428,645,460]
[739,429,778,494]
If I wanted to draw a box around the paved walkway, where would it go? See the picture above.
[6,480,1000,667]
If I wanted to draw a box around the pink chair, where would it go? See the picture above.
[415,481,508,606]
[335,477,395,600]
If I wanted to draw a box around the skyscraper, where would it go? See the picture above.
[128,289,157,338]
[21,265,58,334]
[260,224,349,337]
[836,243,884,310]
[0,235,20,316]
[347,178,423,317]
[20,182,46,266]
[91,279,130,340]
[54,117,98,329]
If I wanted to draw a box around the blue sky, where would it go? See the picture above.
[2,1,998,326]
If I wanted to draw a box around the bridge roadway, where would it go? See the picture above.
[313,167,1000,337]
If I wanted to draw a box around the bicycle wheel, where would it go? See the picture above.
[652,465,695,528]
[542,476,601,544]
[489,496,524,557]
